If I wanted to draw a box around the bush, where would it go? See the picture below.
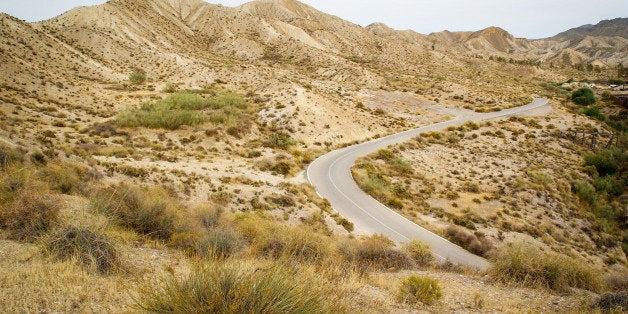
[193,228,242,258]
[572,87,596,105]
[129,70,146,85]
[591,291,628,312]
[444,225,493,256]
[489,243,602,291]
[45,226,119,274]
[235,214,334,264]
[583,107,605,121]
[403,240,434,266]
[398,275,443,305]
[0,191,60,241]
[574,180,597,205]
[39,162,87,194]
[91,184,180,241]
[584,147,625,177]
[265,132,297,150]
[342,234,415,271]
[135,260,341,313]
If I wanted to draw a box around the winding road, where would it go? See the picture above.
[307,98,549,270]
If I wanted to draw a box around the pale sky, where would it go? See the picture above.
[0,0,626,39]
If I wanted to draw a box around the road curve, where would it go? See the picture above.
[306,98,549,271]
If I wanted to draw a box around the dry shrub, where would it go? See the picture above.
[398,275,443,305]
[489,243,602,292]
[45,226,119,274]
[591,291,628,313]
[0,144,24,168]
[444,225,493,256]
[39,162,88,194]
[403,239,434,267]
[91,184,181,241]
[341,234,415,271]
[0,191,60,241]
[135,260,343,313]
[235,213,334,264]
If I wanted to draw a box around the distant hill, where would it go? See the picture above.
[551,18,628,40]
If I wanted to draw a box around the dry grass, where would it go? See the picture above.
[135,259,344,313]
[489,243,603,292]
[91,184,182,241]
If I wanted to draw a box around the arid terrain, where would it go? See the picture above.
[0,0,626,312]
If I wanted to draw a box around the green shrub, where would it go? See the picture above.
[572,87,596,105]
[584,148,625,177]
[45,226,119,274]
[135,260,341,313]
[574,180,597,205]
[91,184,180,241]
[398,275,443,305]
[489,243,602,291]
[403,240,434,266]
[265,132,297,150]
[129,70,146,85]
[0,191,60,241]
[583,107,605,121]
[593,176,625,197]
[116,92,249,130]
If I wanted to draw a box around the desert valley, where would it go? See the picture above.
[0,0,626,312]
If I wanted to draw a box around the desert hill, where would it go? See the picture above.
[551,17,628,40]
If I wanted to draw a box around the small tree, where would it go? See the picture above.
[129,70,147,85]
[572,87,596,105]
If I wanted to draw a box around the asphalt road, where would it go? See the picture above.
[306,98,549,271]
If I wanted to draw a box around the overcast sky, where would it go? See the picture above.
[0,0,626,39]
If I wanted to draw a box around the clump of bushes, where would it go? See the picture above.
[45,226,119,274]
[135,260,342,313]
[398,275,443,305]
[91,184,181,241]
[489,243,602,291]
[572,87,596,105]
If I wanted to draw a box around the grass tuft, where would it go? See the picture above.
[135,259,342,313]
[91,184,181,241]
